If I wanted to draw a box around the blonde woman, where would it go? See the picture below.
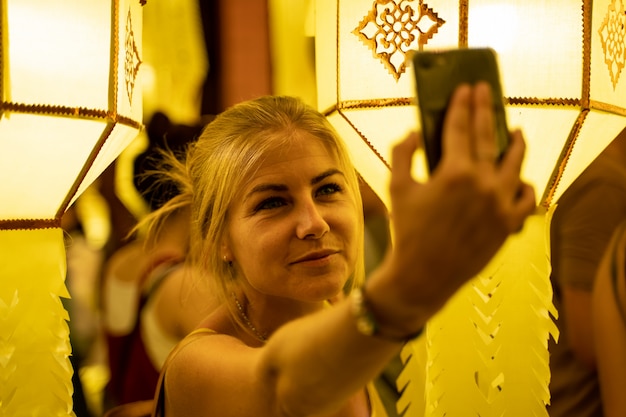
[138,84,534,417]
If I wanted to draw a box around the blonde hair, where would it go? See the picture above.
[143,96,365,336]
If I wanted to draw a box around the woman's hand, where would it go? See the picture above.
[368,82,536,333]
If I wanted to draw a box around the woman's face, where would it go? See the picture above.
[224,132,360,302]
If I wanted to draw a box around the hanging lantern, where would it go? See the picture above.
[316,0,626,208]
[0,0,144,414]
[315,1,625,416]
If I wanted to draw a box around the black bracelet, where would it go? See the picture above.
[350,287,423,343]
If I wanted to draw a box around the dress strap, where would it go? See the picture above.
[152,328,217,417]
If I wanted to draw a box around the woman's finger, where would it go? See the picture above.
[498,129,526,189]
[441,84,473,164]
[390,132,419,188]
[472,82,498,164]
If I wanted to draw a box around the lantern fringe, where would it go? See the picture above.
[397,214,558,417]
[0,229,74,417]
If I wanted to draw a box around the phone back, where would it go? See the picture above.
[412,48,509,173]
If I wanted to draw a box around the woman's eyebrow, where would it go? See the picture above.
[243,169,344,202]
[312,169,344,185]
[243,183,288,202]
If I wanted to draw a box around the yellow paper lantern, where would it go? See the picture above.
[0,1,144,415]
[315,1,625,416]
[316,0,626,208]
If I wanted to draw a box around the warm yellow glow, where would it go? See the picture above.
[69,123,145,209]
[315,0,626,208]
[269,0,318,107]
[0,114,107,219]
[115,131,151,222]
[0,228,71,415]
[7,2,112,108]
[75,184,112,250]
[506,107,581,206]
[468,5,520,53]
[469,1,583,101]
[141,0,207,123]
[1,2,144,416]
[115,0,208,222]
[421,214,555,416]
[315,1,626,416]
[1,0,144,221]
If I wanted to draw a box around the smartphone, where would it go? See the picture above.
[412,47,509,173]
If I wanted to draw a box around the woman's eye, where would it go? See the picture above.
[255,197,286,211]
[317,183,342,197]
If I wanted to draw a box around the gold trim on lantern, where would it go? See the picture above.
[0,218,61,231]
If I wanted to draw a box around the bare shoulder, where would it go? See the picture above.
[167,330,252,374]
[163,330,273,417]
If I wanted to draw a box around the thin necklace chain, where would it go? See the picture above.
[232,293,267,342]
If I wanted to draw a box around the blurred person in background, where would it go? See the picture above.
[548,126,626,417]
[592,215,626,417]
[101,112,219,411]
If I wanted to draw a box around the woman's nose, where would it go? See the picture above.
[295,201,330,239]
